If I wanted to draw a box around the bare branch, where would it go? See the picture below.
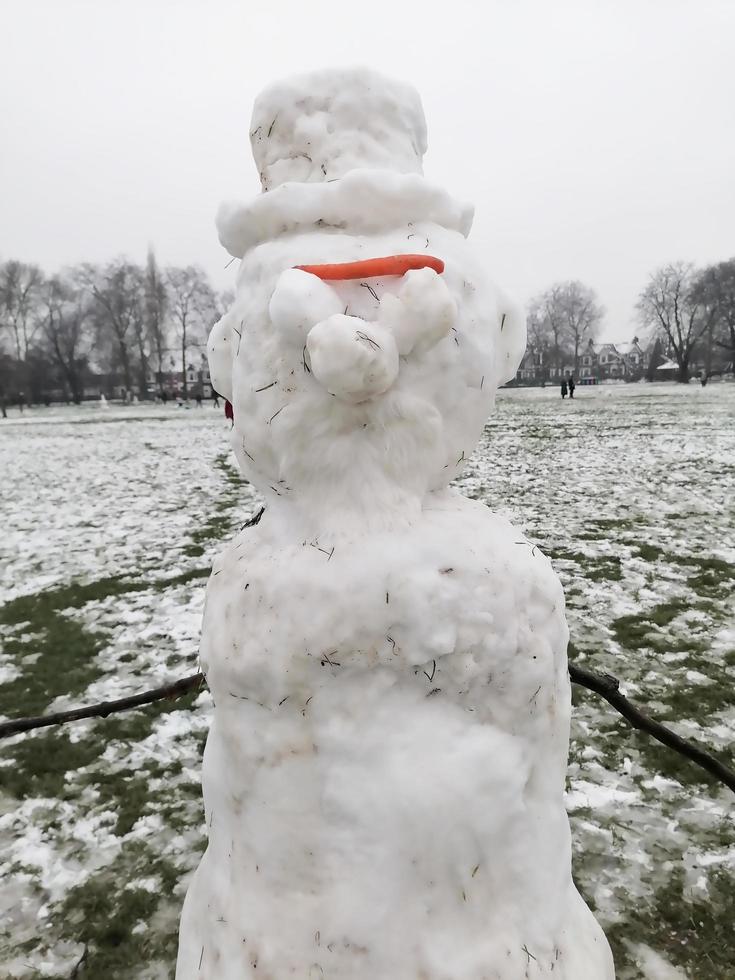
[568,663,735,793]
[0,673,205,738]
[0,659,733,794]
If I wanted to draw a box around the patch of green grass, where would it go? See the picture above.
[578,518,636,542]
[178,451,252,557]
[546,547,623,582]
[606,868,735,979]
[0,575,146,627]
[611,600,691,651]
[586,558,623,582]
[684,557,735,600]
[635,542,665,562]
[0,733,104,799]
[189,513,233,549]
[1,683,205,801]
[662,675,733,719]
[57,841,187,977]
[0,570,209,720]
[182,543,205,558]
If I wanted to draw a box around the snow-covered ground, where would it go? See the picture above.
[0,384,733,978]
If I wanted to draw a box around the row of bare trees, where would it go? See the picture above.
[637,259,735,383]
[527,259,735,384]
[0,252,230,410]
[526,281,605,376]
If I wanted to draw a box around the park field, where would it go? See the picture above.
[0,383,733,979]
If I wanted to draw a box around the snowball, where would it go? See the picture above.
[306,314,398,403]
[268,268,343,343]
[379,266,456,355]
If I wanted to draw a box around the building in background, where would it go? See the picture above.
[512,337,652,385]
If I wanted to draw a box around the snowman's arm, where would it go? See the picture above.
[269,268,343,343]
[379,267,456,356]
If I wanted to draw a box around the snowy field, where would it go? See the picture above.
[0,383,733,979]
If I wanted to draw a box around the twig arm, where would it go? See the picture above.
[0,673,205,739]
[568,662,735,793]
[1,663,733,795]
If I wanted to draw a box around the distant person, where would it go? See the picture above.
[560,379,568,399]
[195,389,203,408]
[18,391,26,414]
[568,376,576,399]
[161,390,169,405]
[212,391,220,409]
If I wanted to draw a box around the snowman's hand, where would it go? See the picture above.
[306,314,399,404]
[379,267,456,356]
[269,269,343,343]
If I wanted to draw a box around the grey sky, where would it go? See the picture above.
[1,0,733,342]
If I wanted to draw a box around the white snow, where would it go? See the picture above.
[1,385,733,978]
[178,67,613,979]
[250,68,427,190]
[626,943,690,979]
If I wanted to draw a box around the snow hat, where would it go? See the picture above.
[216,68,473,259]
[249,68,427,190]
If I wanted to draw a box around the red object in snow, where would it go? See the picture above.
[225,400,233,421]
[294,254,445,280]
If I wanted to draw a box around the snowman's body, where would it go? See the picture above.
[176,69,614,979]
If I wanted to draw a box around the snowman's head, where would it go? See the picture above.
[208,69,526,525]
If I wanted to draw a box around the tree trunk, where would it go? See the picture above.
[181,322,188,400]
[137,345,149,400]
[156,336,165,395]
[118,337,132,390]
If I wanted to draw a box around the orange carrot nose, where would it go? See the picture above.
[294,254,444,281]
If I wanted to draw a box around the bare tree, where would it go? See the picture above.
[528,282,602,375]
[525,302,549,381]
[144,248,169,395]
[555,281,604,372]
[166,266,216,399]
[692,259,735,376]
[0,260,45,361]
[527,289,564,378]
[41,272,93,403]
[80,260,145,394]
[637,262,717,383]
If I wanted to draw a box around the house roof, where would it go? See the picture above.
[614,342,638,355]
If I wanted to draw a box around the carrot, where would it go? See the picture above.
[294,254,444,280]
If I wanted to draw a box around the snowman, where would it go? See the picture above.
[176,68,615,979]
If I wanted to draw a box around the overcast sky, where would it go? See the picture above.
[1,0,733,342]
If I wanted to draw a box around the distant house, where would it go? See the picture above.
[653,357,679,379]
[511,336,651,386]
[578,337,649,382]
[147,351,213,399]
[186,353,214,399]
[517,347,546,383]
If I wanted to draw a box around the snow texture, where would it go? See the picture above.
[1,386,733,978]
[250,68,427,191]
[177,68,614,978]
